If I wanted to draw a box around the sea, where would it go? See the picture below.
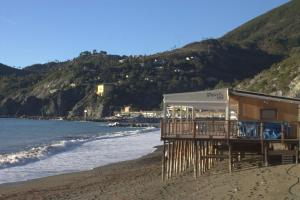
[0,118,161,184]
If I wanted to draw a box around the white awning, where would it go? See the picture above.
[163,88,229,109]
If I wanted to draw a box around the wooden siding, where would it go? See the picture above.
[230,94,299,122]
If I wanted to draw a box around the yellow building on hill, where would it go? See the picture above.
[96,83,114,96]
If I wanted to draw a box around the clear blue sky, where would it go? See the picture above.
[0,0,289,67]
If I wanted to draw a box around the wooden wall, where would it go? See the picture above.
[230,94,299,122]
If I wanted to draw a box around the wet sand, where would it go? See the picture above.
[0,147,300,200]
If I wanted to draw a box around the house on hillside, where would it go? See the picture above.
[96,83,114,97]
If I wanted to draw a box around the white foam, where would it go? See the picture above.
[0,127,156,169]
[0,129,161,184]
[0,138,87,169]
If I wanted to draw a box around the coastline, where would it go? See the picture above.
[0,116,160,128]
[1,146,300,199]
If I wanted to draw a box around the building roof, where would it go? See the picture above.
[230,89,300,104]
[163,88,228,109]
[163,88,300,107]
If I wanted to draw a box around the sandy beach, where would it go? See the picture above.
[0,146,300,200]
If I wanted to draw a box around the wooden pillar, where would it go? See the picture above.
[162,140,166,181]
[264,142,268,167]
[167,141,170,179]
[192,106,195,119]
[202,141,205,173]
[281,123,285,144]
[160,120,164,138]
[228,143,232,173]
[193,141,197,178]
[225,89,231,142]
[171,141,175,177]
[213,140,217,165]
[178,140,181,173]
[174,141,177,175]
[208,141,211,169]
[198,141,201,176]
[200,140,203,174]
[168,141,171,178]
[205,141,208,172]
[260,122,264,155]
[186,107,189,119]
[295,145,299,164]
[189,141,191,168]
[184,140,187,171]
[176,141,180,174]
[180,106,183,134]
[190,140,192,167]
[163,102,167,119]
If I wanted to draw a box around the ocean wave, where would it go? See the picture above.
[0,127,158,169]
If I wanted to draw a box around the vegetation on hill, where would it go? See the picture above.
[236,48,300,98]
[223,0,300,55]
[0,0,299,118]
[0,41,279,118]
[0,63,24,76]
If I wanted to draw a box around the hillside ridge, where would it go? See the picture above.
[1,0,299,118]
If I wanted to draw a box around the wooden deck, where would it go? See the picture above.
[161,119,299,142]
[160,119,300,180]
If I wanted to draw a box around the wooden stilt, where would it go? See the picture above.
[171,141,175,176]
[295,145,298,164]
[215,141,218,164]
[162,140,166,181]
[167,141,170,179]
[175,141,178,175]
[213,140,216,165]
[264,143,268,167]
[177,141,180,173]
[193,141,197,178]
[228,143,232,173]
[202,141,206,173]
[209,141,212,169]
[179,140,182,173]
[205,141,208,172]
[183,141,187,171]
[261,141,264,165]
[190,141,192,169]
[189,140,191,168]
[200,141,204,174]
[204,141,206,172]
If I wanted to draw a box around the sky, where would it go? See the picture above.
[0,0,289,68]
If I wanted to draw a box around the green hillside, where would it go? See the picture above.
[0,0,299,119]
[223,0,300,55]
[0,63,24,76]
[236,48,300,98]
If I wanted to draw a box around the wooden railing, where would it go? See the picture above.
[161,119,299,140]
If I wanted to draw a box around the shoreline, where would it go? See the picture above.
[1,147,300,199]
[0,145,162,188]
[0,116,160,128]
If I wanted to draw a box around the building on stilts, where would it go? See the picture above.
[160,88,300,180]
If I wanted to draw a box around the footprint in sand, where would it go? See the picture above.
[248,191,254,198]
[258,194,264,199]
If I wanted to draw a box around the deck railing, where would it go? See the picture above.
[161,119,299,140]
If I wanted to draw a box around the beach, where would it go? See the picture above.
[0,146,300,200]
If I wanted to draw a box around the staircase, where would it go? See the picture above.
[282,154,294,164]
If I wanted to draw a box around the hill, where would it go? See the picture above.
[0,63,24,76]
[223,0,300,55]
[236,48,300,98]
[0,42,279,118]
[0,0,299,119]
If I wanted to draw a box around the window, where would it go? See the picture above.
[260,109,277,120]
